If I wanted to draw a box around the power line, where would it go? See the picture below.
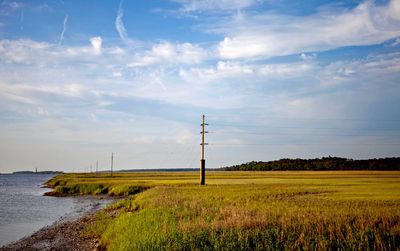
[211,123,400,132]
[207,116,400,122]
[210,143,400,146]
[209,131,400,137]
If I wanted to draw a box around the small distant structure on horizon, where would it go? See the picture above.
[35,167,37,174]
[111,152,114,177]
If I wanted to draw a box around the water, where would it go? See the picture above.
[0,173,113,247]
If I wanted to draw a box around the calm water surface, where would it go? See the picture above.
[0,173,113,247]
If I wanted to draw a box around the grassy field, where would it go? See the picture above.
[47,171,400,250]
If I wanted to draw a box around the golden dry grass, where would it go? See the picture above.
[48,171,400,250]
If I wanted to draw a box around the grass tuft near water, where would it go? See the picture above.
[46,173,150,196]
[48,171,400,250]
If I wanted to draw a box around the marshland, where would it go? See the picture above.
[2,0,400,250]
[45,171,400,250]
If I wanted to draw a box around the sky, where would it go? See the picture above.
[0,0,400,173]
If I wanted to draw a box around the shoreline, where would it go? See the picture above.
[0,210,101,251]
[0,202,107,251]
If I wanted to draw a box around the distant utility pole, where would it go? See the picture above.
[200,114,208,185]
[111,152,114,177]
[96,160,98,173]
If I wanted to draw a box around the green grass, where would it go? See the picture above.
[48,171,400,250]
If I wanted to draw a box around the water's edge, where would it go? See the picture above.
[0,198,114,251]
[0,174,116,247]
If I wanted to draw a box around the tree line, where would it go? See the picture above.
[221,157,400,171]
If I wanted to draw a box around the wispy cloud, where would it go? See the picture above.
[215,0,400,59]
[19,9,24,30]
[115,0,130,44]
[0,1,24,16]
[174,0,259,12]
[58,14,68,45]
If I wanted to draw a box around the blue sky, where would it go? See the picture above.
[0,0,399,172]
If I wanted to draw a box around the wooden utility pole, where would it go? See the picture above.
[200,114,208,185]
[111,152,114,177]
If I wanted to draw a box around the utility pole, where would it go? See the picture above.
[200,114,208,185]
[111,152,114,177]
[96,160,98,173]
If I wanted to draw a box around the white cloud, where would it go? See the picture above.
[62,83,86,97]
[58,14,68,45]
[112,70,123,77]
[218,36,268,59]
[90,36,102,54]
[0,82,87,100]
[217,0,400,59]
[128,41,206,67]
[179,61,313,82]
[300,53,317,60]
[258,63,313,76]
[37,107,49,116]
[175,128,195,144]
[108,46,125,55]
[0,35,398,120]
[0,91,36,105]
[64,43,103,57]
[0,39,51,64]
[0,38,111,66]
[152,42,176,58]
[318,53,400,88]
[392,37,400,46]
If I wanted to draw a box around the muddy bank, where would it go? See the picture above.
[1,210,102,251]
[0,197,118,251]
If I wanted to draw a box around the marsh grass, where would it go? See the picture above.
[49,171,400,250]
[47,173,152,196]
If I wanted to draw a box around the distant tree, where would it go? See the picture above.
[221,157,400,171]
